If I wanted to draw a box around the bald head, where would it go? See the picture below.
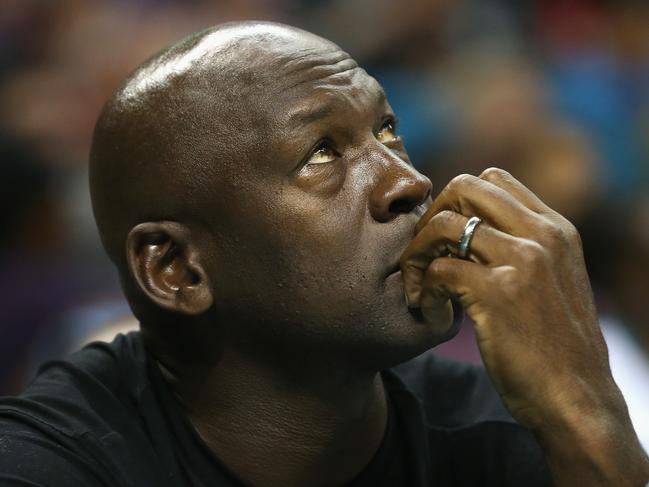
[89,21,347,269]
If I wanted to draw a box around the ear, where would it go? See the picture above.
[126,221,213,315]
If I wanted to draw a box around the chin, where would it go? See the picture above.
[337,275,455,368]
[349,298,460,371]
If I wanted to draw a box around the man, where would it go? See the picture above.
[1,21,647,486]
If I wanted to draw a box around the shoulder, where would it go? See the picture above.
[0,417,112,486]
[0,332,159,486]
[389,351,512,428]
[0,332,147,436]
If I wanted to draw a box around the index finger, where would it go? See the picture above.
[416,174,538,237]
[479,167,553,215]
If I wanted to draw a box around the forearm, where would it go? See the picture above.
[535,393,649,486]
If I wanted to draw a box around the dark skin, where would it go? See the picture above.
[90,22,649,486]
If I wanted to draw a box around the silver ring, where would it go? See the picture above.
[457,216,482,259]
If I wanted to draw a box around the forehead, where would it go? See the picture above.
[263,48,386,127]
[146,27,386,128]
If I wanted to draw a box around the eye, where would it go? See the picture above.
[307,141,337,165]
[377,119,399,144]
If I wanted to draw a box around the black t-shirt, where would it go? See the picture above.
[0,332,551,486]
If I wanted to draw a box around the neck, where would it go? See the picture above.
[159,347,388,487]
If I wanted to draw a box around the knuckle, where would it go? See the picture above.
[426,257,450,277]
[480,167,509,182]
[496,267,519,293]
[490,265,528,302]
[447,173,476,194]
[498,242,550,300]
[423,210,458,236]
[562,219,581,245]
[430,210,467,247]
[517,239,548,268]
[435,209,458,226]
[538,220,571,247]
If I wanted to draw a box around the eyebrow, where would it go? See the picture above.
[289,104,337,127]
[287,89,388,128]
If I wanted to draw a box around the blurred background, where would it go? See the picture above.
[1,0,648,446]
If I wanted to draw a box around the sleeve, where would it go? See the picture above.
[0,420,111,487]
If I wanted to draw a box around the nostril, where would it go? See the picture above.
[389,197,418,215]
[388,185,431,216]
[370,172,432,223]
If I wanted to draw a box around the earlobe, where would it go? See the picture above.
[126,222,213,315]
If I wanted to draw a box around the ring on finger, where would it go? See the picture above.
[457,216,482,260]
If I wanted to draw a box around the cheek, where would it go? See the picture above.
[294,162,345,197]
[270,183,363,254]
[216,185,375,314]
[265,197,365,290]
[215,237,379,337]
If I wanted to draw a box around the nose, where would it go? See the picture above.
[369,156,432,223]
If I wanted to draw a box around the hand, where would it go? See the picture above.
[400,168,649,485]
[401,167,607,425]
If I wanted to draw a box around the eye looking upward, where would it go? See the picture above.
[377,118,399,144]
[307,141,337,165]
[305,117,400,167]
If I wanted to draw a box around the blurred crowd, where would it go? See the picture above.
[1,0,648,443]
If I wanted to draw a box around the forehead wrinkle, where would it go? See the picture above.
[281,48,350,76]
[284,60,360,93]
[285,73,388,128]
